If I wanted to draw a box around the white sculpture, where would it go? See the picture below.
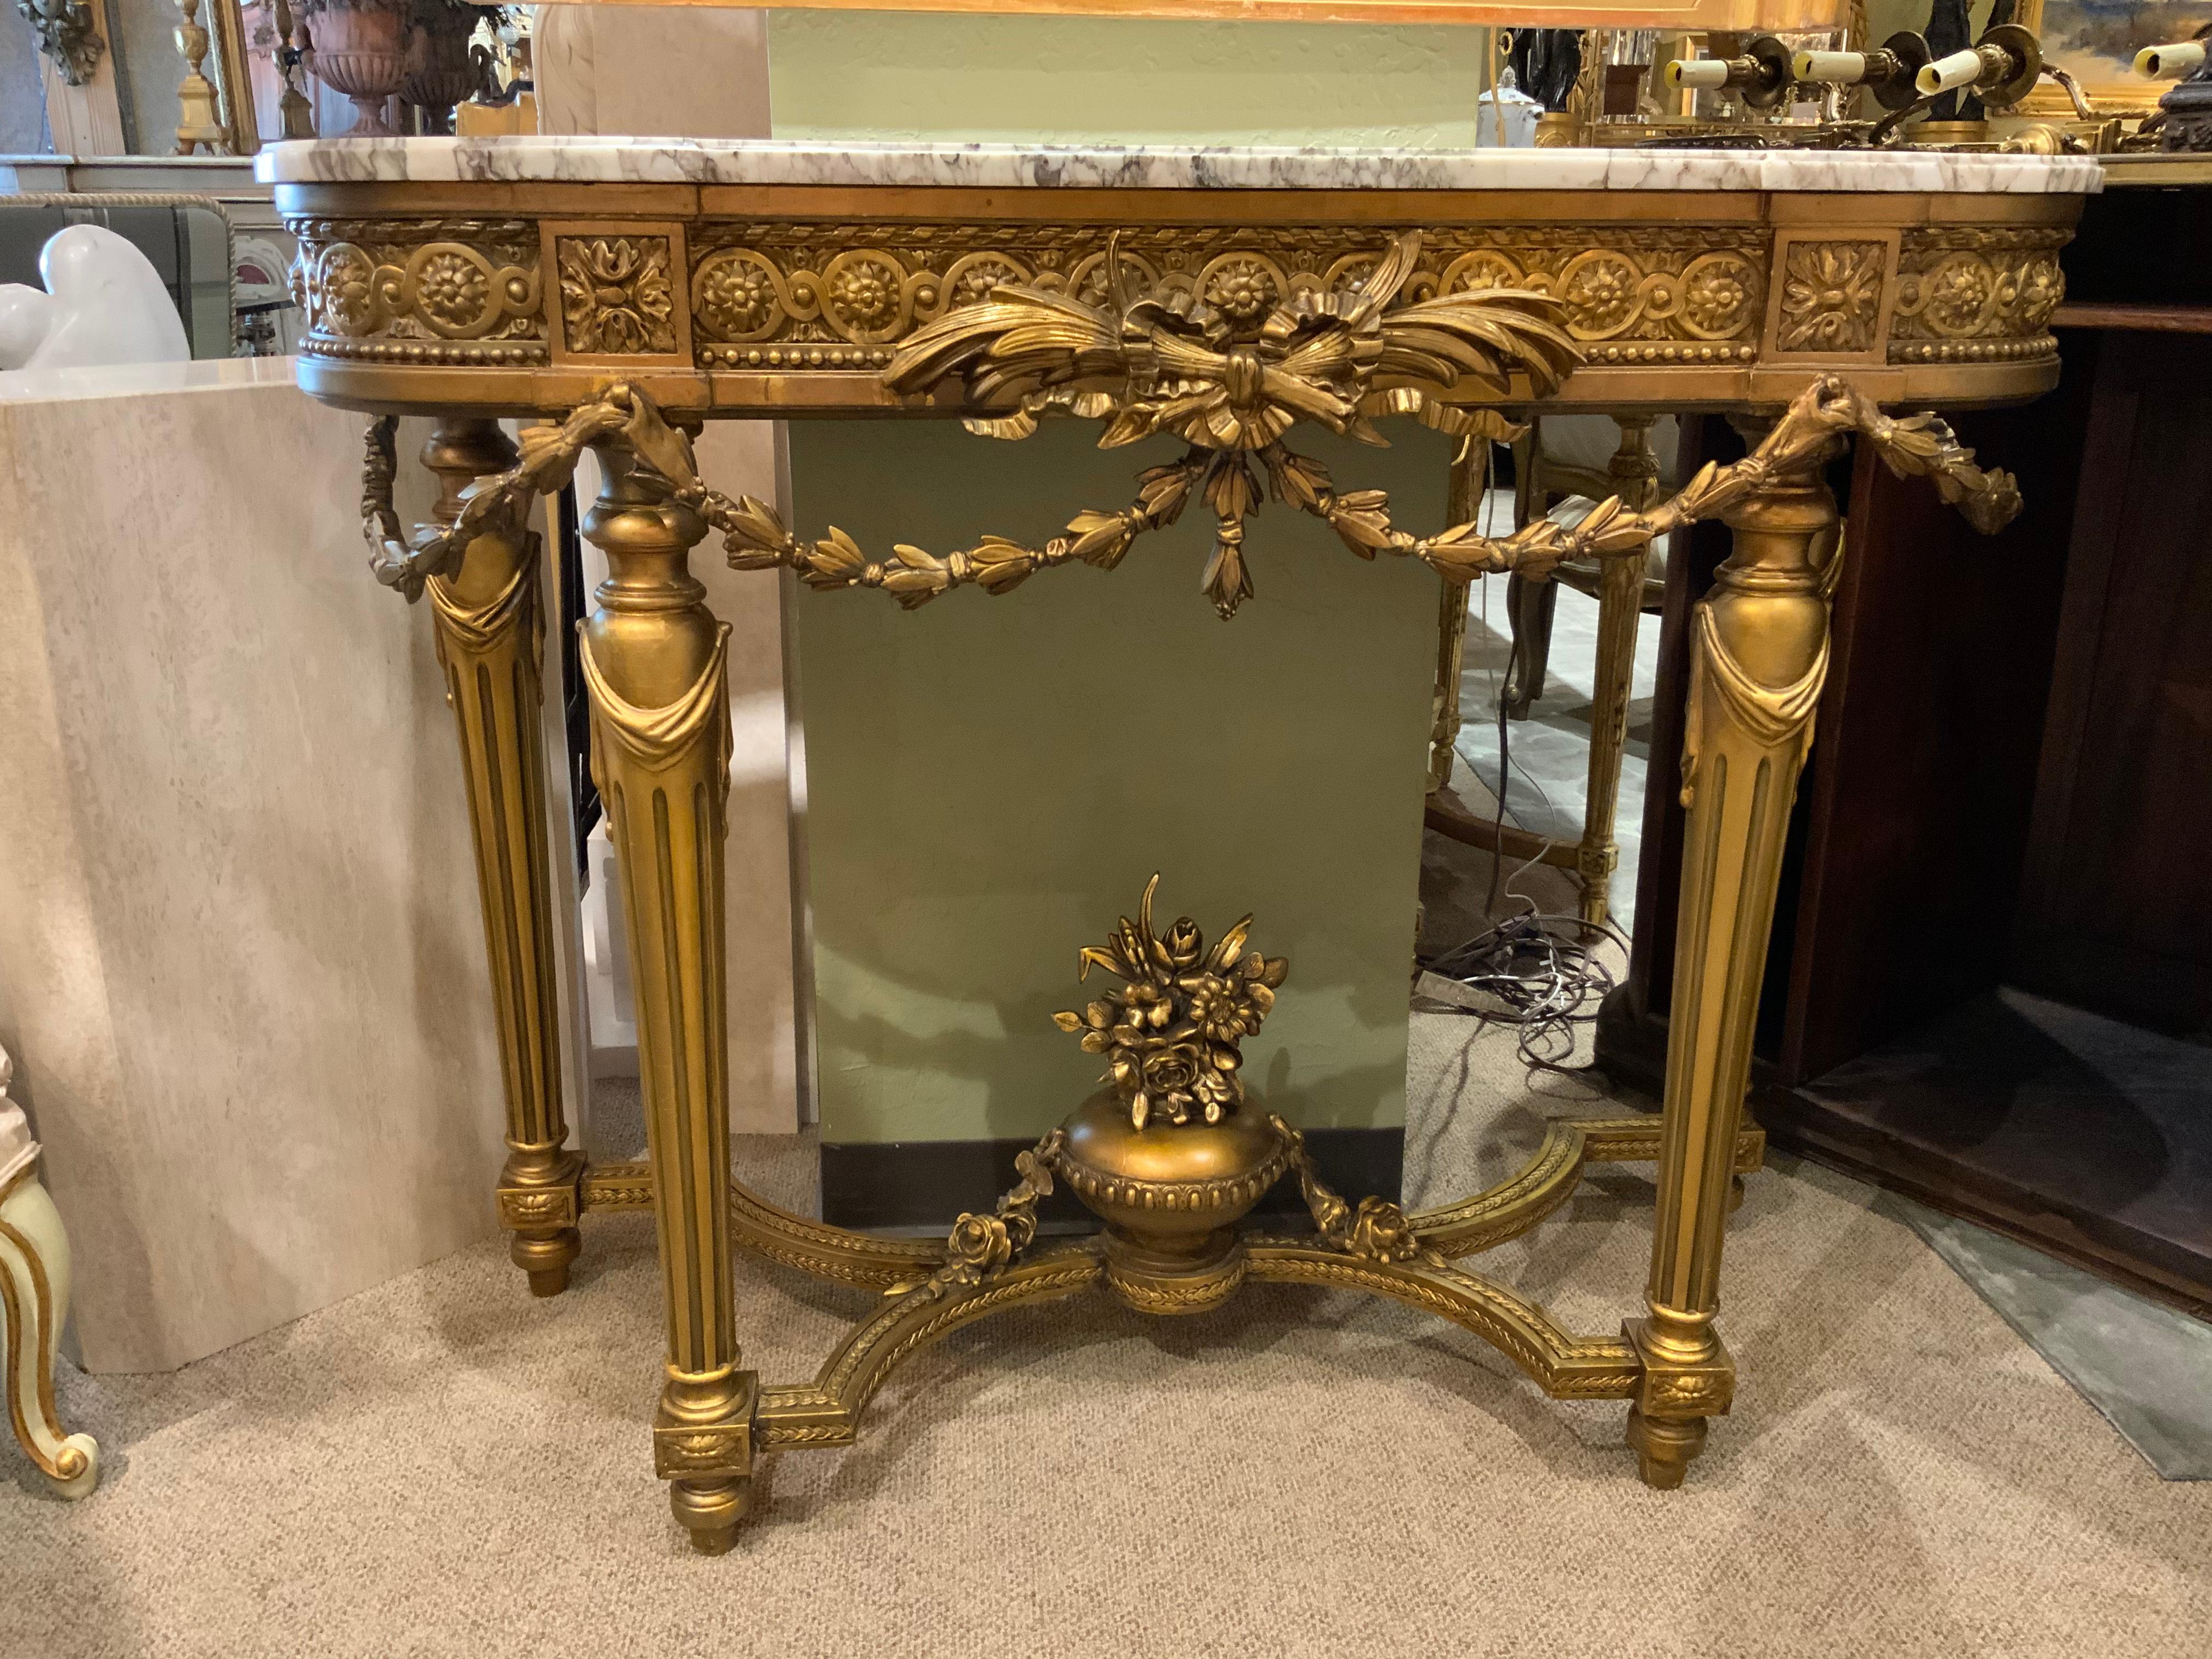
[0,1045,100,1497]
[0,222,192,373]
[1477,67,1544,149]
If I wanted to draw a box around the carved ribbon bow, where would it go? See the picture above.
[868,230,1578,613]
[883,229,1578,454]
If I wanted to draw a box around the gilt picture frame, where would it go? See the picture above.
[208,0,263,155]
[2015,0,2210,117]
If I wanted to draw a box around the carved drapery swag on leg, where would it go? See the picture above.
[371,400,758,1549]
[575,433,753,1556]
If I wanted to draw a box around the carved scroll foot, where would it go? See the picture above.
[1,1056,99,1498]
[1,1178,100,1498]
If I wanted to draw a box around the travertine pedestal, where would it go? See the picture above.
[0,359,517,1372]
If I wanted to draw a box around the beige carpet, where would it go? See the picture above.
[7,1015,2208,1658]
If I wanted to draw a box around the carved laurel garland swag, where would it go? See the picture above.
[362,228,2021,615]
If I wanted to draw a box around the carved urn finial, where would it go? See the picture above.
[1049,877,1297,1316]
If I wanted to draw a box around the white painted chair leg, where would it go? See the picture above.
[0,1048,99,1498]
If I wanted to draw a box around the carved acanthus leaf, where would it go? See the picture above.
[16,0,104,87]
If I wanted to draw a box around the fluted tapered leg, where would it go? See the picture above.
[577,436,753,1553]
[422,419,581,1297]
[1628,455,1834,1488]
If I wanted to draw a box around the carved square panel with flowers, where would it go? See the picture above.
[542,222,692,365]
[1762,230,1900,364]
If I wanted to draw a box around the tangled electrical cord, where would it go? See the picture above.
[1419,503,1632,1076]
[1419,897,1627,1074]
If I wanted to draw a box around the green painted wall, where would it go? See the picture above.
[774,15,1477,1146]
[790,421,1445,1144]
[769,13,1491,146]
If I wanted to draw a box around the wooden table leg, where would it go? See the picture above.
[1626,452,1835,1487]
[1576,416,1660,929]
[0,1168,98,1499]
[577,433,754,1554]
[1425,437,1486,795]
[421,419,582,1298]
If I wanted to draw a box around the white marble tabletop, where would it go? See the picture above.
[257,138,2103,195]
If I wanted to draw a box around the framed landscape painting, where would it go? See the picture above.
[2019,0,2212,114]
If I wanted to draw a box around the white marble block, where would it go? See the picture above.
[0,359,512,1373]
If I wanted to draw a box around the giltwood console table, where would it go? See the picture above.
[262,138,2097,1551]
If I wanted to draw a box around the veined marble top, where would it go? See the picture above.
[258,138,2103,195]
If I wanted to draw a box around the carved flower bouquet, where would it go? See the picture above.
[1053,876,1288,1130]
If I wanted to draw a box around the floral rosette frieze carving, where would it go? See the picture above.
[1437,235,1764,358]
[291,219,544,354]
[1890,227,2068,364]
[681,223,1770,370]
[285,212,2073,381]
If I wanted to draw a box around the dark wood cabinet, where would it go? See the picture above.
[1598,173,2212,1316]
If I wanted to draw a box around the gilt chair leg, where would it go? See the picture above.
[0,1051,99,1499]
[1500,570,1558,720]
